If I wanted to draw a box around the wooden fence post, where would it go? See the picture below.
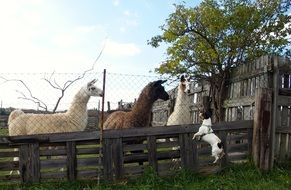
[112,138,123,180]
[253,88,272,171]
[219,131,228,167]
[19,143,40,183]
[179,134,194,169]
[66,141,77,181]
[102,138,113,181]
[192,139,198,172]
[147,136,158,173]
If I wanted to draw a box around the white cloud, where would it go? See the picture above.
[123,10,131,16]
[119,26,126,33]
[125,19,139,27]
[104,40,141,56]
[119,10,139,31]
[52,33,79,48]
[113,0,120,6]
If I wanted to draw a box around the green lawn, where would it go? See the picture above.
[0,161,290,190]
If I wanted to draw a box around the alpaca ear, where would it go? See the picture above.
[180,75,185,82]
[88,79,97,87]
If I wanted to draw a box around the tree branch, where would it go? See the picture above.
[0,76,48,111]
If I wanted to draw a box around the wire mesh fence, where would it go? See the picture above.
[0,72,177,136]
[0,55,281,136]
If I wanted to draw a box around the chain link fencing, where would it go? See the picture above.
[0,59,272,136]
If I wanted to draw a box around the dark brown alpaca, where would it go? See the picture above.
[104,80,169,130]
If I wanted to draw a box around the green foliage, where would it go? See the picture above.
[149,0,290,122]
[1,162,291,190]
[149,0,291,78]
[0,128,8,136]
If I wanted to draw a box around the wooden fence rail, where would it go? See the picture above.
[0,120,253,183]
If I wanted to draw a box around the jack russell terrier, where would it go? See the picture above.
[192,111,225,163]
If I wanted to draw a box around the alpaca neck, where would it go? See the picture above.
[131,95,154,117]
[67,87,90,116]
[174,85,190,108]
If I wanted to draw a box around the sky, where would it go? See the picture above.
[0,0,288,111]
[0,0,201,75]
[0,0,201,110]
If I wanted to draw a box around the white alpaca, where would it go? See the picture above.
[8,79,103,136]
[8,79,103,175]
[163,75,192,151]
[167,75,192,126]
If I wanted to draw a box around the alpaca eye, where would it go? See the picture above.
[90,87,96,91]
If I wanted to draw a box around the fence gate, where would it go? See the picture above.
[272,56,291,164]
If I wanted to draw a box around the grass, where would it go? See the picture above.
[0,127,8,136]
[0,161,290,190]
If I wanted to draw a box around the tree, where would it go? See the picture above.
[149,0,291,122]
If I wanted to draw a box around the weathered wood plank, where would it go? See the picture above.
[279,133,288,161]
[228,152,248,162]
[0,174,20,181]
[219,131,228,167]
[66,141,76,181]
[19,144,28,183]
[102,120,253,139]
[39,148,66,157]
[228,143,248,152]
[2,120,253,145]
[30,143,40,183]
[77,157,100,167]
[0,161,18,170]
[223,96,255,108]
[276,127,291,133]
[102,138,113,181]
[123,166,143,176]
[277,95,291,106]
[0,151,18,157]
[288,134,291,159]
[112,138,123,180]
[147,136,157,172]
[76,147,100,155]
[0,118,254,183]
[41,172,66,179]
[40,159,66,169]
[253,88,272,171]
[123,143,147,152]
[77,170,102,179]
[192,137,198,171]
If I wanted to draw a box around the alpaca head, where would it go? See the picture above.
[180,74,191,93]
[147,80,169,101]
[85,79,103,97]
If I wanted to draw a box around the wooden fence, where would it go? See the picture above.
[0,120,252,183]
[152,55,291,164]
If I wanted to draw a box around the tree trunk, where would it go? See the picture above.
[210,72,228,123]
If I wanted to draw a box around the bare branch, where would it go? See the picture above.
[0,41,106,113]
[17,92,48,111]
[0,76,48,111]
[44,42,107,112]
